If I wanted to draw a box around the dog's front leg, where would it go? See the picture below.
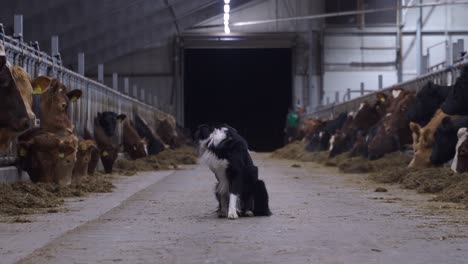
[227,176,242,220]
[228,193,239,219]
[218,192,229,217]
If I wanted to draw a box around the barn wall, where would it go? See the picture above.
[321,1,468,105]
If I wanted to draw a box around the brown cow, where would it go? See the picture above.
[84,128,100,176]
[0,46,31,150]
[30,76,82,135]
[94,117,120,174]
[156,117,182,148]
[0,66,36,150]
[17,77,81,185]
[73,139,98,182]
[408,109,449,168]
[335,92,392,157]
[18,129,77,185]
[123,119,148,160]
[367,89,416,160]
[301,118,324,140]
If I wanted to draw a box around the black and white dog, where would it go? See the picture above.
[194,124,271,219]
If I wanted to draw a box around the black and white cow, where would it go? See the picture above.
[431,116,468,165]
[306,112,348,152]
[194,123,271,220]
[451,127,468,173]
[441,65,468,115]
[407,81,452,127]
[134,114,165,155]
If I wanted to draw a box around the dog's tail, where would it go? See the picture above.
[253,180,272,216]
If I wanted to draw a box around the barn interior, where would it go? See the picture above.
[2,1,468,262]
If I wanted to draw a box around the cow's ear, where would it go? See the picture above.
[117,114,127,123]
[409,122,421,135]
[31,76,52,94]
[376,92,387,103]
[67,89,82,102]
[458,127,468,139]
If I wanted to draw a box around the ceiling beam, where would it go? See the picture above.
[70,0,228,68]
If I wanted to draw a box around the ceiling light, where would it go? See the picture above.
[224,4,230,13]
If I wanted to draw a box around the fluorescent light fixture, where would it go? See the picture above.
[224,4,230,13]
[224,0,230,3]
[224,13,230,21]
[224,26,231,34]
[224,20,229,26]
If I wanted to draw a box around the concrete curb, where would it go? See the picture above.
[0,170,176,264]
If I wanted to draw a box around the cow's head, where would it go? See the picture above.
[353,101,380,131]
[408,122,434,168]
[93,118,120,174]
[329,129,353,158]
[349,130,368,157]
[100,145,119,174]
[368,91,416,160]
[0,50,30,133]
[17,132,77,185]
[11,66,35,122]
[31,77,82,133]
[453,128,468,173]
[123,119,148,159]
[367,125,401,160]
[302,118,324,139]
[157,118,180,148]
[442,65,468,115]
[73,139,98,180]
[97,112,126,137]
[430,117,458,165]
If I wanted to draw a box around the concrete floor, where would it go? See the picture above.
[2,154,468,264]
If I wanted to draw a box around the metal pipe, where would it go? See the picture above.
[416,0,423,75]
[396,0,403,82]
[233,0,468,27]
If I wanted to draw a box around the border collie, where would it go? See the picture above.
[194,124,271,219]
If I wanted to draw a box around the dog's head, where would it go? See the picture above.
[193,124,214,143]
[193,123,238,148]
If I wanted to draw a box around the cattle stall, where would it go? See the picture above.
[307,60,468,120]
[0,33,172,168]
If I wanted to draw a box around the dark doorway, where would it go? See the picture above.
[184,48,292,152]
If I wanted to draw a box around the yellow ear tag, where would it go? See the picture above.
[102,150,109,157]
[81,144,88,151]
[379,97,386,102]
[117,118,122,124]
[19,148,27,157]
[71,96,78,102]
[33,85,42,95]
[58,153,65,158]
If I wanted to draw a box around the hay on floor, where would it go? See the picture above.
[0,176,114,216]
[115,146,197,174]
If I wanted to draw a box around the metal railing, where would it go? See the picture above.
[0,32,171,166]
[308,60,468,120]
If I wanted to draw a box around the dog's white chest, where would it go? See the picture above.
[199,150,229,171]
[199,150,229,194]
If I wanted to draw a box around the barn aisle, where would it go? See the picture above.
[11,154,468,264]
